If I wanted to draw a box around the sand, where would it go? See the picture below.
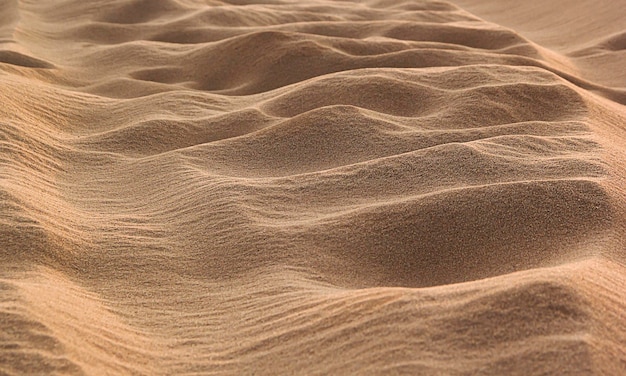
[1,0,625,374]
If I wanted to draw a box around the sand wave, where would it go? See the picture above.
[1,0,625,374]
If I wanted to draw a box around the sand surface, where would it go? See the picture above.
[1,0,626,374]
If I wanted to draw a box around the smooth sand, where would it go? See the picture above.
[1,0,625,374]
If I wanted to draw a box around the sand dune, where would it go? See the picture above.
[1,0,625,374]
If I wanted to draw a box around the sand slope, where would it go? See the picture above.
[1,0,625,374]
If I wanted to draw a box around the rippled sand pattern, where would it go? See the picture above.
[1,0,625,374]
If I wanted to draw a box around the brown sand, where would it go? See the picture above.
[1,0,625,374]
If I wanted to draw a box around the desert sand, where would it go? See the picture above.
[1,0,625,374]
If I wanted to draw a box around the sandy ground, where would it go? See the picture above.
[1,0,625,374]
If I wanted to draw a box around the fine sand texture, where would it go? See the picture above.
[1,0,626,374]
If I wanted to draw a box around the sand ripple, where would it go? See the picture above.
[1,0,625,374]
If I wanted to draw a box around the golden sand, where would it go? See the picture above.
[1,0,625,374]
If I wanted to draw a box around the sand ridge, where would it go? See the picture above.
[1,0,625,374]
